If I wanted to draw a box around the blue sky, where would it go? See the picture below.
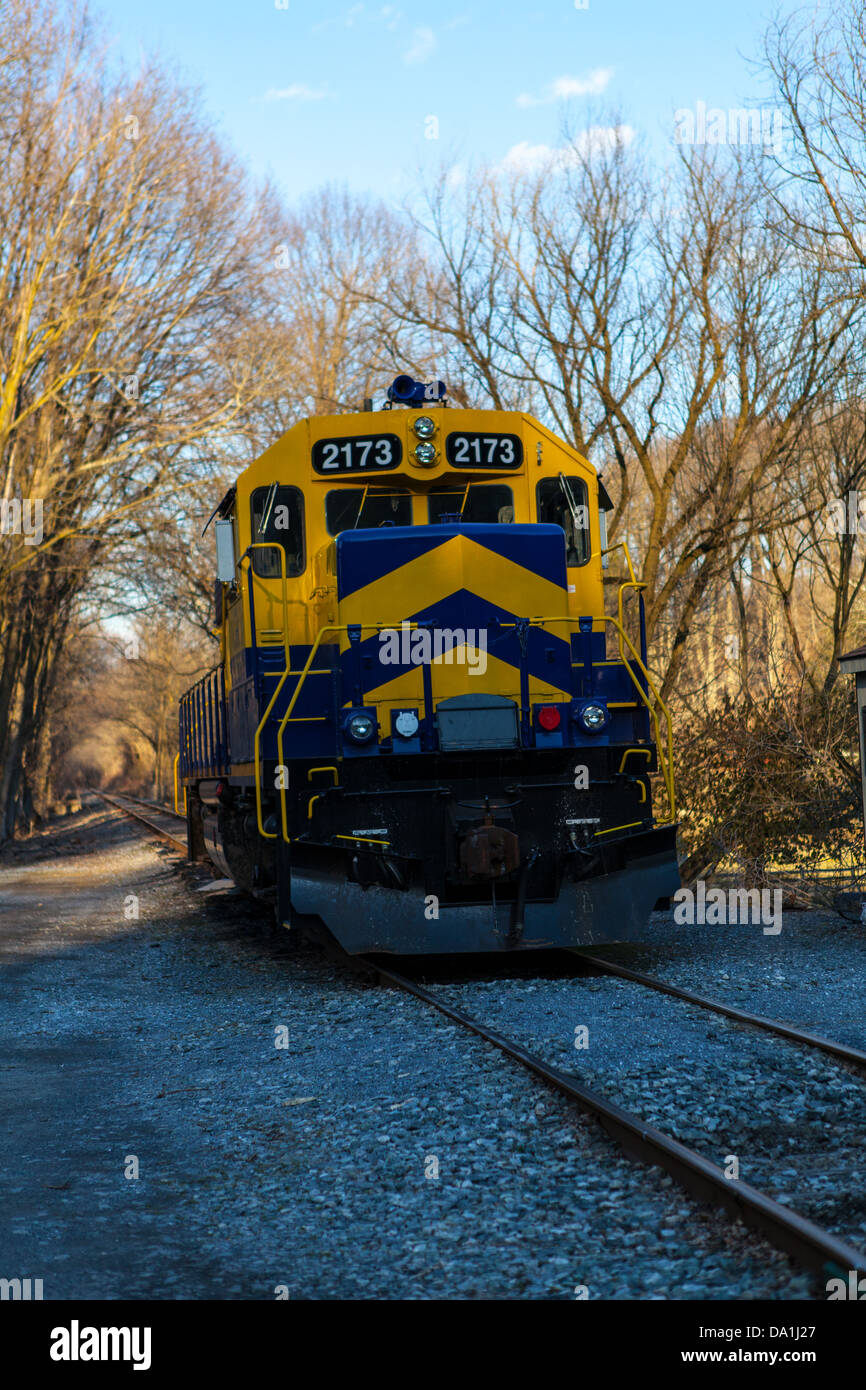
[97,0,794,204]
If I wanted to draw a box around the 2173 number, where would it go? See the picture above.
[445,432,523,468]
[312,434,402,474]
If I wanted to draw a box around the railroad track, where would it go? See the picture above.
[99,793,866,1285]
[367,958,866,1285]
[574,951,866,1075]
[98,790,187,853]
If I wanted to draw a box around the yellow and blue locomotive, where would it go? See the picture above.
[178,376,678,953]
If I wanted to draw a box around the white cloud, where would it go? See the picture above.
[313,5,404,35]
[499,141,558,173]
[348,3,404,26]
[573,123,634,156]
[403,26,436,64]
[499,125,635,174]
[377,4,403,27]
[264,84,329,102]
[516,67,614,108]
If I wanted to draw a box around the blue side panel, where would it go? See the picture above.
[591,662,647,702]
[336,522,569,599]
[227,644,342,765]
[227,676,258,763]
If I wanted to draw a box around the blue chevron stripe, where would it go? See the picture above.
[337,527,451,599]
[462,524,568,588]
[336,522,568,599]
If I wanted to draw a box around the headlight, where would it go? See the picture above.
[346,713,376,743]
[413,416,436,439]
[578,703,607,732]
[394,710,420,738]
[413,442,437,466]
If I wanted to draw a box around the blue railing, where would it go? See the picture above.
[179,665,228,778]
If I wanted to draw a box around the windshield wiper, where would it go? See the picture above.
[557,472,583,531]
[352,484,370,529]
[258,481,278,536]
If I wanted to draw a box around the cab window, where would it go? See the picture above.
[325,488,412,535]
[250,485,305,577]
[428,484,514,525]
[536,477,589,566]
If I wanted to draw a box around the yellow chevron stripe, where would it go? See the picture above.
[354,645,572,706]
[338,533,566,642]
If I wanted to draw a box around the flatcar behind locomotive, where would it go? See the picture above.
[177,375,679,953]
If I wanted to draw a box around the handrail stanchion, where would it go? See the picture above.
[241,543,289,840]
[500,612,676,823]
[274,620,423,843]
[277,625,341,843]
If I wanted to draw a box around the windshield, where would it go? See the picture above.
[250,485,305,577]
[428,484,514,525]
[325,488,412,535]
[536,476,589,566]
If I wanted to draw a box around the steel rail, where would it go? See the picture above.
[120,794,186,820]
[93,795,866,1280]
[369,959,866,1281]
[575,953,866,1075]
[98,791,187,853]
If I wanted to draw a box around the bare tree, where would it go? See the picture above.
[357,133,861,702]
[0,0,277,837]
[763,1,866,274]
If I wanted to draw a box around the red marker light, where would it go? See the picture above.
[538,706,561,731]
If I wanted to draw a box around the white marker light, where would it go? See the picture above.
[395,710,420,738]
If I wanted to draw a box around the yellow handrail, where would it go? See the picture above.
[173,752,181,815]
[602,615,675,821]
[275,621,423,844]
[277,624,343,843]
[601,539,648,642]
[618,748,652,774]
[502,613,676,822]
[595,820,644,837]
[262,601,675,844]
[601,539,638,585]
[617,578,646,640]
[241,544,290,840]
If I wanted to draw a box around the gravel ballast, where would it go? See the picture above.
[0,810,829,1299]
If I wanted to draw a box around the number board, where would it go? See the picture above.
[312,434,401,474]
[445,432,523,468]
